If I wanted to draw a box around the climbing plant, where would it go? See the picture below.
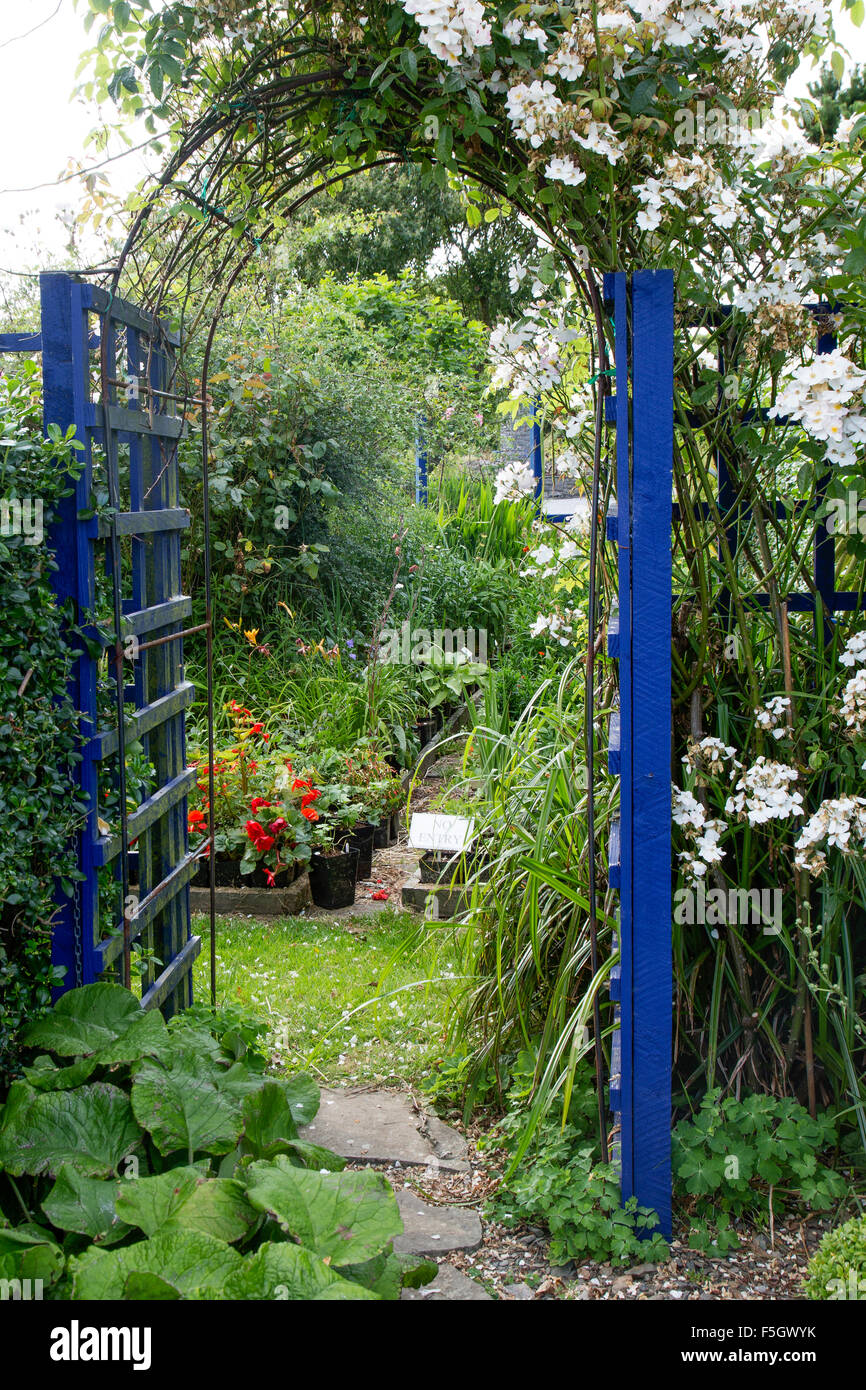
[74,0,866,1141]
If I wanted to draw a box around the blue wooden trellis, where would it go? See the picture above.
[603,269,674,1238]
[599,272,858,1239]
[0,272,201,1014]
[415,416,428,506]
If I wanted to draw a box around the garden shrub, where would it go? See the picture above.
[672,1090,846,1252]
[804,1213,866,1300]
[486,1116,668,1267]
[0,984,435,1300]
[0,363,86,1092]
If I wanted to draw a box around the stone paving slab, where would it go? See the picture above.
[300,1088,470,1172]
[393,1189,483,1257]
[401,1262,492,1301]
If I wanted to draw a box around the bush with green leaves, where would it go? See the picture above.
[0,985,434,1300]
[485,1113,668,1268]
[672,1090,846,1252]
[804,1214,866,1300]
[0,363,87,1089]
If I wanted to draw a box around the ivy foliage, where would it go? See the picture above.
[0,363,86,1091]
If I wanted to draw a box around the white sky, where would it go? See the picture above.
[0,0,865,277]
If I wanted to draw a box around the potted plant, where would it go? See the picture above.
[308,821,359,910]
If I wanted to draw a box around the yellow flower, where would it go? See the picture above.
[244,628,259,647]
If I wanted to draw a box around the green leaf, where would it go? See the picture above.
[0,1227,65,1286]
[114,1165,209,1236]
[241,1081,299,1158]
[831,49,845,81]
[123,1272,182,1300]
[221,1241,379,1300]
[630,78,657,115]
[24,983,169,1064]
[399,1254,439,1288]
[131,1059,244,1159]
[400,47,417,82]
[244,1158,402,1266]
[166,1178,258,1244]
[23,1055,95,1091]
[42,1166,129,1243]
[281,1139,346,1171]
[71,1229,242,1300]
[0,1083,142,1178]
[283,1074,319,1126]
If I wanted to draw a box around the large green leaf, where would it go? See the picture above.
[240,1081,298,1158]
[0,1224,65,1285]
[244,1158,402,1266]
[341,1251,438,1299]
[166,1178,257,1244]
[24,983,169,1064]
[114,1165,208,1237]
[23,1055,95,1092]
[131,1059,243,1159]
[282,1074,319,1126]
[42,1166,129,1244]
[282,1139,345,1171]
[123,1272,182,1299]
[220,1241,379,1301]
[116,1166,256,1244]
[70,1229,243,1300]
[0,1083,142,1178]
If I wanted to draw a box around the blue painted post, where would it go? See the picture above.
[610,272,632,1183]
[603,270,673,1240]
[415,416,428,506]
[40,273,101,992]
[531,401,543,505]
[814,311,838,641]
[630,270,673,1237]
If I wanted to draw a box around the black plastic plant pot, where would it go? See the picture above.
[348,824,375,879]
[415,717,438,746]
[389,812,400,843]
[214,857,242,887]
[372,820,390,849]
[419,850,463,885]
[309,848,359,909]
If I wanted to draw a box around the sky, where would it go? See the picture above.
[0,0,865,279]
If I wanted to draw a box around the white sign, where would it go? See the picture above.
[408,813,475,853]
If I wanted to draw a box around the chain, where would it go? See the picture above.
[73,876,84,988]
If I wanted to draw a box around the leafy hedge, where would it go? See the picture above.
[0,986,434,1300]
[0,362,87,1091]
[804,1213,866,1300]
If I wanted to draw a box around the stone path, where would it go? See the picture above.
[300,1088,491,1301]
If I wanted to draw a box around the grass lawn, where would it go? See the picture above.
[191,908,459,1089]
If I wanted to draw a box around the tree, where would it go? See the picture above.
[803,63,866,143]
[284,165,537,324]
